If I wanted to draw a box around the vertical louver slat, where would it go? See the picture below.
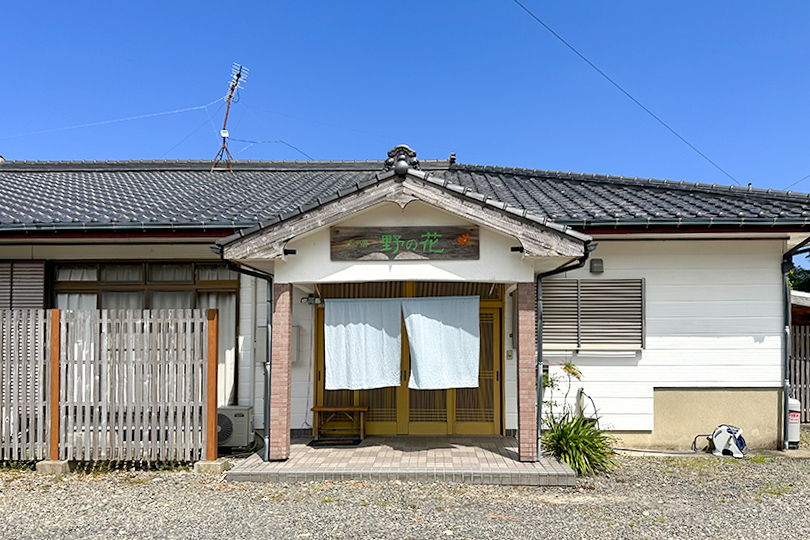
[0,263,11,309]
[542,278,644,348]
[11,262,46,309]
[542,279,580,346]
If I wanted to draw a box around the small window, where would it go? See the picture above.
[151,290,194,309]
[57,293,97,310]
[100,264,143,283]
[148,263,193,283]
[542,278,644,349]
[56,264,98,282]
[196,264,238,281]
[101,291,145,310]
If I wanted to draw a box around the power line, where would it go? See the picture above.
[1,97,226,141]
[231,138,314,160]
[783,173,810,191]
[511,0,742,186]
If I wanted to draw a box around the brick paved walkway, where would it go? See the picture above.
[226,436,575,486]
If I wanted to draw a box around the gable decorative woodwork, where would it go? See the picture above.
[221,173,588,261]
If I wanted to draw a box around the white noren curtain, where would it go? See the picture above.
[324,298,402,390]
[402,296,480,390]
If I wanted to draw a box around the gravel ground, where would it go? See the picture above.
[1,451,808,540]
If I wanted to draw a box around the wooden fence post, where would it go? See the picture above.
[206,309,218,461]
[49,310,60,461]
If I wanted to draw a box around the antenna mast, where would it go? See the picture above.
[211,63,248,171]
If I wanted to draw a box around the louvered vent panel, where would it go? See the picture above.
[542,278,644,348]
[580,279,644,347]
[0,263,11,309]
[542,279,580,346]
[11,262,45,308]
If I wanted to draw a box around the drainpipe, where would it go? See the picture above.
[211,246,274,461]
[781,236,810,450]
[535,243,594,460]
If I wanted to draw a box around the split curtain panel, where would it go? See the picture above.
[324,296,480,391]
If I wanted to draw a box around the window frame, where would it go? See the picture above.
[51,261,239,310]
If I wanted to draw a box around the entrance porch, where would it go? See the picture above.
[226,436,576,486]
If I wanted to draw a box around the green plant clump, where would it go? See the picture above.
[542,413,617,476]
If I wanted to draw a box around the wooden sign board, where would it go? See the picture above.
[331,226,479,261]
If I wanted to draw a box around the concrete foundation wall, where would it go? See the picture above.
[612,387,783,450]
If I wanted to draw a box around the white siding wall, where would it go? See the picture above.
[542,238,785,431]
[239,279,315,431]
[237,275,269,430]
[503,285,519,431]
[290,287,316,430]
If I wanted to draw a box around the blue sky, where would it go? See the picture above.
[2,2,809,192]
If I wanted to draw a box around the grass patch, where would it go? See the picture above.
[748,454,772,464]
[72,461,191,474]
[663,457,720,476]
[801,427,810,450]
[124,477,151,485]
[762,483,792,496]
[0,460,37,472]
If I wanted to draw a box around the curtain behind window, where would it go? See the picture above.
[151,291,194,310]
[101,291,144,310]
[56,293,97,310]
[150,264,193,283]
[199,292,237,406]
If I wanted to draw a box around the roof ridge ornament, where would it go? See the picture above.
[384,145,420,175]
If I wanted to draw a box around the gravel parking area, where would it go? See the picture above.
[1,452,808,540]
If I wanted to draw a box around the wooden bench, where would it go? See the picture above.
[311,406,369,440]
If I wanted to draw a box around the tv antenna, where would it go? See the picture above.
[211,63,249,171]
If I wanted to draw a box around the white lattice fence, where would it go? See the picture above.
[0,309,49,460]
[59,310,210,461]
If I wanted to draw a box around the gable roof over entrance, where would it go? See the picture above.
[216,146,591,261]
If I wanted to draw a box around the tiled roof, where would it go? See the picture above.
[2,158,810,233]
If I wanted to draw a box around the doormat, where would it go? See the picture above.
[307,438,362,448]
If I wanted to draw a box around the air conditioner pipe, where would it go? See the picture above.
[535,242,595,460]
[211,246,275,461]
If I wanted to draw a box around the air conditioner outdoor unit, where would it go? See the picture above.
[217,406,253,448]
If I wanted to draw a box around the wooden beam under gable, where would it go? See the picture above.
[221,172,588,261]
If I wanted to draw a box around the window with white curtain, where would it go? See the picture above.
[53,262,240,406]
[149,264,193,283]
[199,291,238,406]
[99,264,143,283]
[54,263,238,310]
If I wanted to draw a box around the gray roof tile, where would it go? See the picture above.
[1,159,810,233]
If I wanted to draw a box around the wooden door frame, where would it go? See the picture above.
[312,287,505,437]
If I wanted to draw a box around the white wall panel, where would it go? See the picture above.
[536,238,785,431]
[275,202,534,284]
[290,287,315,430]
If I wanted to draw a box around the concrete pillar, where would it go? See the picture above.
[516,282,537,462]
[269,283,292,460]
